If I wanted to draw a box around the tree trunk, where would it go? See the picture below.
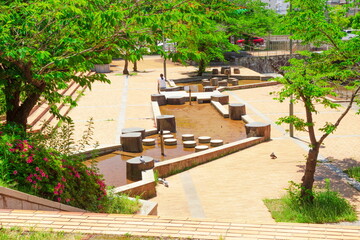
[123,59,129,75]
[301,144,320,201]
[133,61,138,72]
[197,59,205,76]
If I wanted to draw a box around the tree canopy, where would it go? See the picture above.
[274,0,360,199]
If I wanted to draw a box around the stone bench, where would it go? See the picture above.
[212,68,219,74]
[202,80,211,86]
[245,122,271,140]
[211,101,229,118]
[122,127,146,139]
[151,94,167,106]
[233,68,240,74]
[218,80,228,87]
[210,78,218,86]
[203,86,216,92]
[167,96,185,105]
[120,132,143,153]
[156,115,176,133]
[211,94,229,105]
[197,96,211,104]
[221,66,230,74]
[229,103,246,120]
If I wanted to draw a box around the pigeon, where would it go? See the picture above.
[139,156,145,164]
[158,178,169,187]
[270,152,277,159]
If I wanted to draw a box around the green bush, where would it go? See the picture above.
[0,123,106,212]
[344,166,360,182]
[264,180,357,223]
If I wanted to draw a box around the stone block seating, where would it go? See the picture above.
[198,136,211,143]
[122,127,146,139]
[211,101,229,118]
[233,68,240,74]
[183,141,196,148]
[195,145,209,152]
[120,132,143,153]
[218,80,228,87]
[212,68,219,74]
[151,94,167,106]
[224,69,231,75]
[156,115,176,133]
[142,138,156,146]
[245,122,271,140]
[204,86,216,92]
[164,138,177,145]
[197,96,211,104]
[231,79,239,86]
[167,96,185,105]
[220,66,230,74]
[211,94,229,105]
[210,78,218,86]
[202,80,211,86]
[126,156,154,181]
[229,103,246,120]
[210,139,223,147]
[182,134,195,141]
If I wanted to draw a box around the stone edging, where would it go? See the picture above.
[0,186,85,212]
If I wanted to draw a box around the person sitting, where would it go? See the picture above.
[158,73,167,93]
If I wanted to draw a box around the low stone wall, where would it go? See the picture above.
[114,169,156,200]
[154,137,264,178]
[0,187,85,212]
[218,81,279,92]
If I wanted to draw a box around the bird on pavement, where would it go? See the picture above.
[270,152,277,159]
[158,178,169,187]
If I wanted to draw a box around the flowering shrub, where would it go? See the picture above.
[0,123,107,212]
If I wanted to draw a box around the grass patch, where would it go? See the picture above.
[114,72,138,76]
[264,181,357,223]
[344,166,360,182]
[0,227,83,240]
[103,191,141,214]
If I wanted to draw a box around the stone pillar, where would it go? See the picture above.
[151,94,167,106]
[245,122,271,140]
[126,156,154,181]
[211,94,229,105]
[122,127,146,139]
[120,133,143,153]
[156,115,176,133]
[229,103,246,120]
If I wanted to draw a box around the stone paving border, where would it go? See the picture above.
[0,209,359,239]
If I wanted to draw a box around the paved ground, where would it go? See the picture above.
[60,56,360,236]
[1,209,359,239]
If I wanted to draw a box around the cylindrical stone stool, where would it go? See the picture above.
[198,136,211,143]
[195,145,209,152]
[151,94,167,106]
[142,138,155,146]
[182,134,194,141]
[229,103,246,120]
[218,80,228,87]
[157,115,176,133]
[126,156,154,181]
[227,78,236,83]
[210,139,223,147]
[221,67,230,74]
[183,141,196,148]
[204,86,216,92]
[231,79,239,86]
[159,130,171,135]
[167,96,185,105]
[122,127,146,139]
[120,133,143,153]
[163,134,174,139]
[202,80,211,86]
[164,138,177,145]
[245,122,271,140]
[212,68,219,74]
[224,69,231,76]
[211,94,229,105]
[210,78,218,86]
[233,68,240,74]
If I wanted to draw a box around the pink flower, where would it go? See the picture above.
[35,167,40,171]
[9,149,15,152]
[22,148,28,152]
[57,197,61,202]
[26,156,33,163]
[66,199,70,203]
[43,158,48,162]
[13,170,18,175]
